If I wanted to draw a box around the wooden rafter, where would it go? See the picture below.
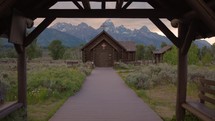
[150,0,172,10]
[149,18,180,48]
[25,0,58,20]
[58,0,144,1]
[181,22,196,55]
[33,0,55,9]
[72,0,84,10]
[146,0,160,9]
[81,0,91,9]
[122,0,133,9]
[24,17,56,47]
[185,0,215,34]
[30,9,174,18]
[148,0,178,20]
[102,0,106,9]
[116,0,124,9]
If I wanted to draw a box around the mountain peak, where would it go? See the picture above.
[50,22,73,32]
[52,22,71,27]
[140,26,150,32]
[104,19,112,23]
[100,19,115,28]
[118,25,126,28]
[78,22,88,28]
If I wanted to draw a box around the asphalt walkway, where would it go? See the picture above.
[49,68,162,121]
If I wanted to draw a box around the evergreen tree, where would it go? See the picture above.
[199,46,213,64]
[136,44,145,60]
[202,52,213,64]
[163,46,177,65]
[26,39,42,60]
[0,38,2,48]
[163,44,211,65]
[48,40,65,60]
[212,43,215,61]
[144,45,156,60]
[188,44,199,65]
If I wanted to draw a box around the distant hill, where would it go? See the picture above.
[36,28,85,47]
[194,40,211,48]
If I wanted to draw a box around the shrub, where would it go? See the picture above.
[0,72,17,102]
[114,62,133,70]
[77,63,93,76]
[48,40,65,60]
[125,63,177,89]
[124,63,215,90]
[27,67,86,104]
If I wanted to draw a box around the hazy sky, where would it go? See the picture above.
[34,2,215,45]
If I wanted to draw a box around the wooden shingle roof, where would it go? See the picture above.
[119,41,136,52]
[153,45,172,54]
[81,31,127,51]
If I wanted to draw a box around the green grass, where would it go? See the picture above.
[0,60,92,121]
[28,98,67,121]
[127,82,200,121]
[116,64,212,121]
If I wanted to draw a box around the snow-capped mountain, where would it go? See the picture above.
[0,19,211,48]
[51,22,97,42]
[50,19,175,47]
[48,19,211,48]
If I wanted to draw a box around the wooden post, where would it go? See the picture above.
[176,23,188,121]
[17,46,27,108]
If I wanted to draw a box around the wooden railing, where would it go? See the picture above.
[182,78,215,121]
[0,102,22,119]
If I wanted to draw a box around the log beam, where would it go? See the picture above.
[24,17,55,47]
[102,0,106,9]
[176,23,188,121]
[30,9,175,18]
[16,45,27,108]
[181,22,196,55]
[122,0,133,9]
[185,0,215,33]
[72,0,84,10]
[81,0,91,9]
[116,0,124,9]
[149,18,180,48]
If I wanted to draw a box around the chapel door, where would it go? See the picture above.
[94,41,113,67]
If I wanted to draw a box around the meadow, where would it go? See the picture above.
[0,58,92,121]
[116,62,215,121]
[0,57,214,121]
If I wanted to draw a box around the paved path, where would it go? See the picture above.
[49,68,162,121]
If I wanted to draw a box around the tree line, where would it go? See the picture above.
[136,42,215,65]
[0,39,81,60]
[1,39,215,65]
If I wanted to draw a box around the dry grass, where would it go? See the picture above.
[134,83,199,120]
[145,84,176,119]
[0,58,91,121]
[28,98,66,121]
[117,64,207,120]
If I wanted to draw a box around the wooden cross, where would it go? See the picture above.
[102,43,106,49]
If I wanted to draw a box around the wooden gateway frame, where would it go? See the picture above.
[0,0,215,120]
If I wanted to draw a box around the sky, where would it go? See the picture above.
[34,2,215,45]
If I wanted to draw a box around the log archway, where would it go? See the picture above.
[0,0,215,120]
